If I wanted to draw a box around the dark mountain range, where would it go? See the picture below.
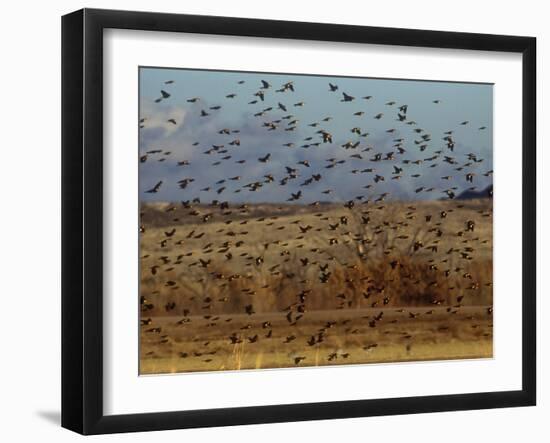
[457,185,493,200]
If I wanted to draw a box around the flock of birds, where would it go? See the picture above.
[139,73,493,371]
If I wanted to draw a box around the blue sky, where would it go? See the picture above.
[138,67,493,204]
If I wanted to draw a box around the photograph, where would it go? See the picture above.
[138,67,494,375]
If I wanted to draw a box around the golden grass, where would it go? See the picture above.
[140,307,493,374]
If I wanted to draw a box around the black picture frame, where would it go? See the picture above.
[62,8,536,435]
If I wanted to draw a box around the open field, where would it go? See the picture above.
[139,198,493,374]
[140,307,492,374]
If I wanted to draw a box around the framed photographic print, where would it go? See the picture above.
[62,8,536,434]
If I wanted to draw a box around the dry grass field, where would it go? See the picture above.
[139,198,493,374]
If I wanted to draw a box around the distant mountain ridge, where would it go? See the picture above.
[457,185,493,200]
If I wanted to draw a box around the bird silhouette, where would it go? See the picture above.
[145,181,162,193]
[341,92,355,102]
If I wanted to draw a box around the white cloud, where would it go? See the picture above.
[140,100,187,136]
